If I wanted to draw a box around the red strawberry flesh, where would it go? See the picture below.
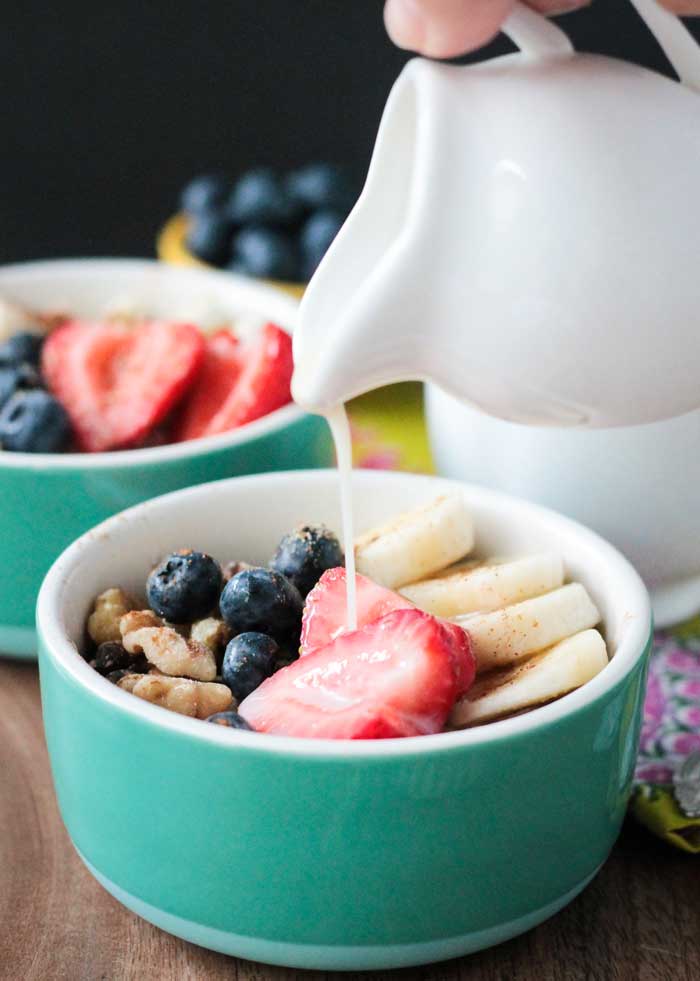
[300,567,414,657]
[239,607,468,739]
[440,620,476,698]
[174,330,241,442]
[41,319,204,452]
[182,321,292,439]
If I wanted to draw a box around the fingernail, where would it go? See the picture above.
[384,0,426,52]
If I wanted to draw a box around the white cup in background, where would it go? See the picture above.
[425,384,700,628]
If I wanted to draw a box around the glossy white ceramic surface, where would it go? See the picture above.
[293,1,700,428]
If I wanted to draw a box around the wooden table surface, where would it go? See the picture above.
[2,659,698,981]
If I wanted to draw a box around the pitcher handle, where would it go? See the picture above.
[504,0,700,92]
[628,0,700,92]
[501,3,574,59]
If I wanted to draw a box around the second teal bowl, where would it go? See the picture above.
[0,258,331,658]
[37,470,652,970]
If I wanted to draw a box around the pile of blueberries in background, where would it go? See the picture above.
[0,333,71,453]
[180,163,359,282]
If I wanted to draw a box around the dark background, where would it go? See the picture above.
[2,0,698,263]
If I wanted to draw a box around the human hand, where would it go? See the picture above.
[384,0,700,59]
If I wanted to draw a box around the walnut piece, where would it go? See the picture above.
[190,617,231,654]
[115,672,142,693]
[117,674,233,718]
[120,609,162,634]
[223,560,252,581]
[88,588,137,646]
[121,620,216,681]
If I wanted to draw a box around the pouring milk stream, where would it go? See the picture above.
[292,0,700,628]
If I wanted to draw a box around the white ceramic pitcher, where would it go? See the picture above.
[293,0,700,428]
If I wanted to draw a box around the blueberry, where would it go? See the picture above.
[299,210,344,279]
[227,168,300,227]
[219,567,303,641]
[270,525,344,597]
[285,163,357,214]
[185,210,233,265]
[147,550,223,623]
[91,642,148,676]
[180,174,229,215]
[0,389,71,453]
[0,362,44,410]
[105,661,149,683]
[229,226,299,281]
[0,332,43,368]
[206,709,255,731]
[221,632,278,701]
[92,642,131,675]
[0,368,20,411]
[16,362,42,388]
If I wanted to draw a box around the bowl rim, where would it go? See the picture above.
[0,257,306,470]
[37,469,653,759]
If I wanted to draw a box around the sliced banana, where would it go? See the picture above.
[400,552,564,617]
[450,629,608,727]
[355,494,474,590]
[454,582,600,673]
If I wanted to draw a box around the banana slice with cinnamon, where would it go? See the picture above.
[453,582,600,673]
[401,552,564,617]
[450,629,608,727]
[355,494,474,590]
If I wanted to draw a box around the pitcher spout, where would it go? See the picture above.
[291,249,427,411]
[291,59,433,411]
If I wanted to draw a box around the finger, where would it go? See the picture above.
[384,0,590,58]
[384,0,515,58]
[528,0,590,12]
[658,1,700,13]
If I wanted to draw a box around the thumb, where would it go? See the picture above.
[384,0,515,58]
[384,0,589,59]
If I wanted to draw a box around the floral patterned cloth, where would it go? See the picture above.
[348,384,700,854]
[631,621,700,853]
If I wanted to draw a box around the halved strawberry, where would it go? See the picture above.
[440,620,476,698]
[41,319,204,452]
[173,329,241,442]
[300,567,413,656]
[175,321,292,440]
[239,608,465,739]
[300,567,476,696]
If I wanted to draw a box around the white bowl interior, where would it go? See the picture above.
[0,257,299,333]
[38,470,651,755]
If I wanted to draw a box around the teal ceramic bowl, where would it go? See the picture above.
[0,259,331,659]
[37,470,652,970]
